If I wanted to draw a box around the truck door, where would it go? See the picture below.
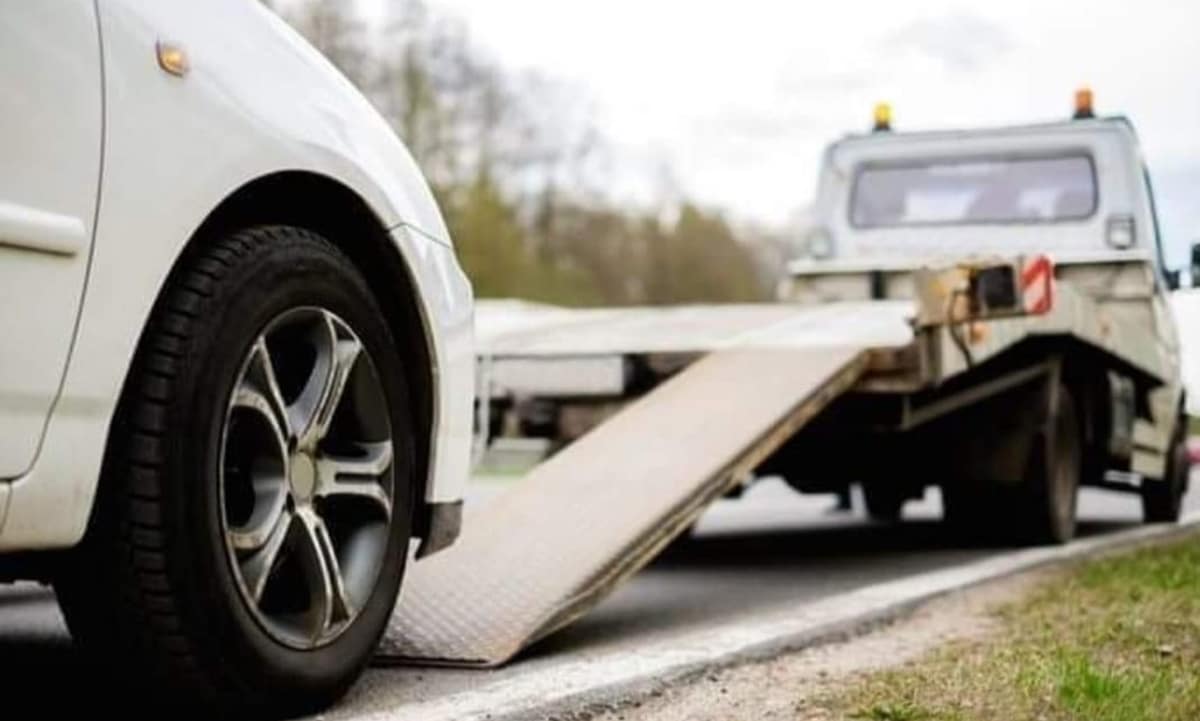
[1143,166,1182,364]
[0,2,103,478]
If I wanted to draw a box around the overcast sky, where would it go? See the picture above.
[374,0,1199,263]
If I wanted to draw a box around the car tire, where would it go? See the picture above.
[1142,411,1189,523]
[55,226,416,717]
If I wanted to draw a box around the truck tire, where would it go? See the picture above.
[863,484,905,522]
[940,483,995,541]
[54,226,416,717]
[1142,414,1189,523]
[1018,382,1081,545]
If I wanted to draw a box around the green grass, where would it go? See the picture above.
[828,536,1200,721]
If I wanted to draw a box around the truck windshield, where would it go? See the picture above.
[851,154,1096,228]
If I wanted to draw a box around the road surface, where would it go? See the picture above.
[0,477,1193,719]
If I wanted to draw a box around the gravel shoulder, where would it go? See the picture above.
[582,571,1047,721]
[586,532,1200,721]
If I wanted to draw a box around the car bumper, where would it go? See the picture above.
[415,500,463,558]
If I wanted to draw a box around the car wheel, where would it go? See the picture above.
[1142,411,1189,523]
[55,226,415,717]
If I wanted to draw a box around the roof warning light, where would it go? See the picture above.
[873,102,892,132]
[1073,87,1094,119]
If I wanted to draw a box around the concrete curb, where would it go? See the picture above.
[369,513,1200,721]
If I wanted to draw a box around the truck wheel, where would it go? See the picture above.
[1142,414,1189,523]
[1019,383,1081,545]
[863,484,905,522]
[941,484,995,541]
[55,226,415,717]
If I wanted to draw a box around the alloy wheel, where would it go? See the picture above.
[219,307,395,649]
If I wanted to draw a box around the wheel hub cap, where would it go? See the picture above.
[289,452,317,504]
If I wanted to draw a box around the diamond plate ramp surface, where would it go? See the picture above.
[378,346,868,666]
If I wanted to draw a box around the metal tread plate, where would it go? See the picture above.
[378,346,867,666]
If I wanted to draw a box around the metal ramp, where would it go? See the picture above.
[378,345,869,666]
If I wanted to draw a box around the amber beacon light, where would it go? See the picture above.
[873,102,892,132]
[1073,87,1094,119]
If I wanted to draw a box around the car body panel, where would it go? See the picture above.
[392,224,475,503]
[0,0,473,550]
[0,1,103,479]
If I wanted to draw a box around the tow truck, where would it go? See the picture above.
[378,90,1191,668]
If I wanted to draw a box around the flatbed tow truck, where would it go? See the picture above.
[378,92,1191,668]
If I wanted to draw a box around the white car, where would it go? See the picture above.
[0,0,474,715]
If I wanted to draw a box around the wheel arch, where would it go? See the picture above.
[168,171,437,529]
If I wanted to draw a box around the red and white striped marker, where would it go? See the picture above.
[1021,255,1055,315]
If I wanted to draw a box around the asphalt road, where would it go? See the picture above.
[0,478,1193,719]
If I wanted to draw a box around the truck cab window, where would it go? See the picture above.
[851,154,1097,228]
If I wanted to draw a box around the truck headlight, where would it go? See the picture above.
[807,228,834,259]
[1106,215,1136,249]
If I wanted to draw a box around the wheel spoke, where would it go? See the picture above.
[225,368,289,555]
[316,441,393,519]
[227,486,288,552]
[230,385,290,462]
[294,507,354,641]
[291,314,361,453]
[238,507,293,604]
[242,339,292,442]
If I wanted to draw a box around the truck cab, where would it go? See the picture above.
[796,106,1168,272]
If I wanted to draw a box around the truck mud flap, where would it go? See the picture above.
[378,346,868,666]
